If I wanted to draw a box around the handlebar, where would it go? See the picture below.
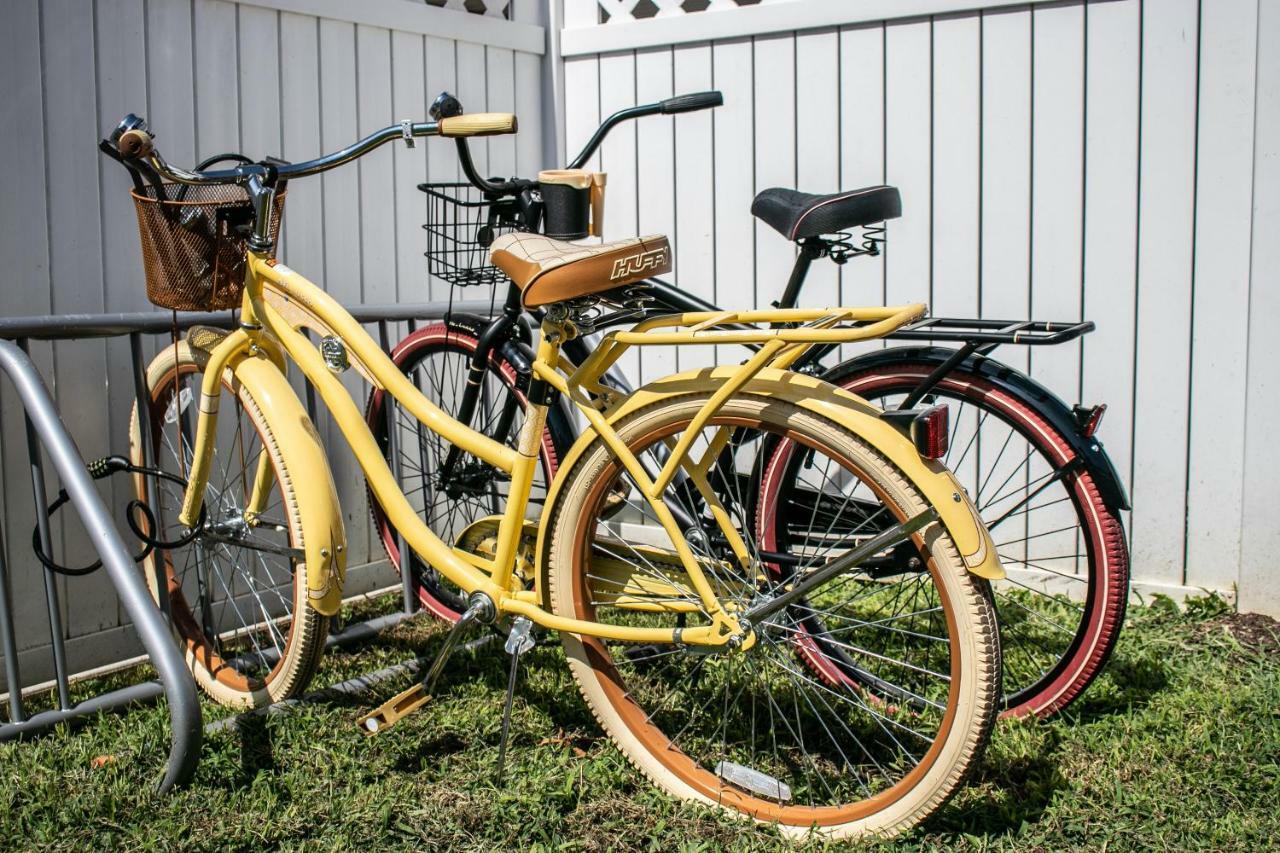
[439,112,518,138]
[417,89,725,192]
[106,111,517,188]
[566,90,722,171]
[105,85,718,244]
[657,91,724,115]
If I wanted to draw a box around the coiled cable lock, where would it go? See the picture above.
[31,454,208,576]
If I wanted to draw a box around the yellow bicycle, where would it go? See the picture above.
[108,111,1002,838]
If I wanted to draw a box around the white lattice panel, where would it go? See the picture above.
[426,0,511,19]
[598,0,783,24]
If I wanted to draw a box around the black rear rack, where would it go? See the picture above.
[888,317,1094,345]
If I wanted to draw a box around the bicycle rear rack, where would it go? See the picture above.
[889,316,1095,345]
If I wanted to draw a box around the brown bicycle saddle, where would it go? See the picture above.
[489,232,671,308]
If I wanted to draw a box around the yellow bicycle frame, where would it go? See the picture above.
[174,250,1001,650]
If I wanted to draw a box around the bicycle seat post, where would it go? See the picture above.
[774,239,826,311]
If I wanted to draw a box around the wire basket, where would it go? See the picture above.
[421,183,521,288]
[131,184,286,311]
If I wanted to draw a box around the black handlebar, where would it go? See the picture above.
[443,88,722,197]
[658,91,724,115]
[566,90,723,171]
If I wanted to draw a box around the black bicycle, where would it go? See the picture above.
[366,90,1130,719]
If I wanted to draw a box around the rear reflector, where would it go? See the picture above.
[912,404,950,459]
[880,404,950,460]
[1078,403,1107,438]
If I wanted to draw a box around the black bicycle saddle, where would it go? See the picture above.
[751,185,901,241]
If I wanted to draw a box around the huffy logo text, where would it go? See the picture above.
[610,246,668,281]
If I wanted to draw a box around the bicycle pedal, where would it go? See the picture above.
[357,682,433,736]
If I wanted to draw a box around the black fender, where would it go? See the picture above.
[825,346,1131,512]
[489,333,578,459]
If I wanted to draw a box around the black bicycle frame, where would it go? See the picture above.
[431,91,1127,518]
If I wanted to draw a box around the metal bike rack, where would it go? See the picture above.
[0,300,494,789]
[0,339,201,791]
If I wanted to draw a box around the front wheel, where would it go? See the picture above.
[546,392,1000,840]
[131,339,328,707]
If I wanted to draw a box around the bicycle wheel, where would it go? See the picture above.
[131,339,327,707]
[547,392,1000,840]
[761,358,1128,718]
[367,321,572,621]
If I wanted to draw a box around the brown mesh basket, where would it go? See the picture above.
[131,184,286,311]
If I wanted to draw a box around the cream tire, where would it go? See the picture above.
[130,340,328,708]
[546,393,1000,840]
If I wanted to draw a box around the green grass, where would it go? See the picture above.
[1,593,1276,851]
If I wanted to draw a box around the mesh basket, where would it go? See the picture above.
[421,183,521,288]
[131,184,286,311]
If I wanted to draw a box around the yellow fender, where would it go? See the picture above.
[228,352,348,615]
[185,331,349,616]
[534,366,1002,602]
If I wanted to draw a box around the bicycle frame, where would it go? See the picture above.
[171,250,992,649]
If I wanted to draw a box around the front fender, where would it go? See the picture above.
[535,367,1003,601]
[230,353,348,615]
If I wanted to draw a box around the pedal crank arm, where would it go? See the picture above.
[357,682,433,735]
[356,592,495,736]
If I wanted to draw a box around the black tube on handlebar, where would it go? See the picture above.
[567,90,723,171]
[659,91,723,114]
[455,138,528,196]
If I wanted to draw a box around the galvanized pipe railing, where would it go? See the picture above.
[0,300,490,790]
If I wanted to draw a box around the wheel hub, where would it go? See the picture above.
[439,460,508,499]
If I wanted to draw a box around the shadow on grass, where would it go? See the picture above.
[923,726,1070,837]
[1062,650,1172,724]
[234,712,280,781]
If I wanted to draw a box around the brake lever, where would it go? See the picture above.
[99,138,149,195]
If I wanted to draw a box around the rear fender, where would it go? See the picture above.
[833,346,1131,511]
[534,367,1003,604]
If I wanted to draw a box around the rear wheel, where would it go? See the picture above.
[547,392,1000,839]
[763,359,1128,718]
[131,340,327,707]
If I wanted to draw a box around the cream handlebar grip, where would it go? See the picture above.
[117,128,155,158]
[438,113,519,138]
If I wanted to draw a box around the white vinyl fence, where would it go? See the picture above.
[0,0,546,688]
[558,0,1280,614]
[1,0,1276,693]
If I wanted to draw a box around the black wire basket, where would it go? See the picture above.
[420,182,521,288]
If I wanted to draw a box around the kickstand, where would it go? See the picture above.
[495,616,534,785]
[357,594,492,735]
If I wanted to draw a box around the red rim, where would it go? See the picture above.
[756,365,1128,718]
[366,323,560,622]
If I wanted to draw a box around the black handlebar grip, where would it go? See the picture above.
[658,91,724,114]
